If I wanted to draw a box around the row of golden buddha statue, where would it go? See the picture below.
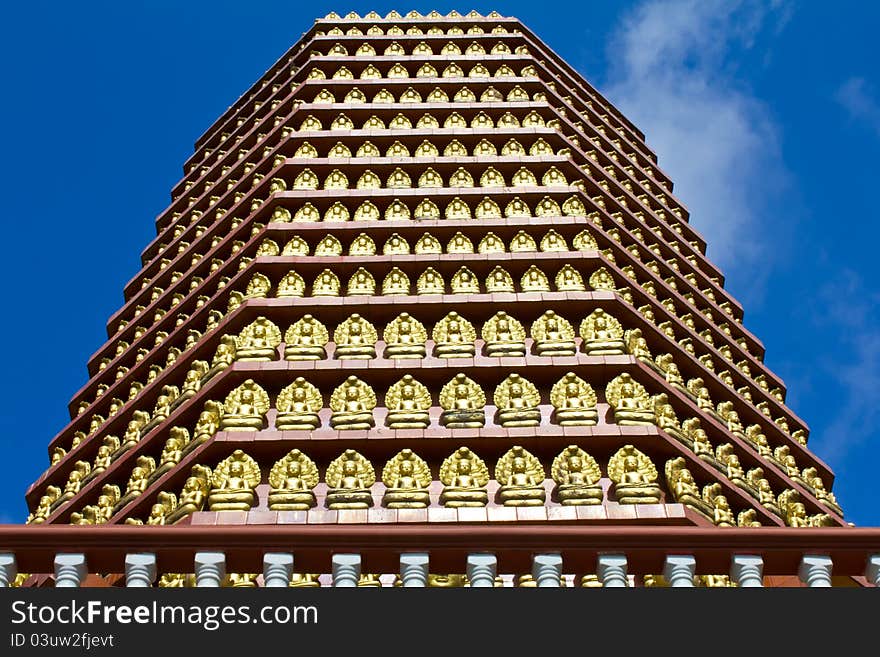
[291,136,565,160]
[319,10,511,29]
[284,163,572,192]
[293,108,554,133]
[230,309,630,361]
[271,193,586,222]
[262,229,594,259]
[309,82,543,106]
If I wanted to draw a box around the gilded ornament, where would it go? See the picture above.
[608,446,662,504]
[485,266,515,293]
[220,380,270,431]
[275,378,322,430]
[383,313,427,359]
[550,373,598,425]
[439,373,485,428]
[325,449,375,509]
[555,264,585,291]
[381,449,432,508]
[579,309,626,355]
[530,310,577,356]
[439,447,489,507]
[552,446,603,505]
[208,450,261,511]
[451,266,479,293]
[329,376,376,430]
[349,233,376,255]
[605,373,655,425]
[494,373,541,427]
[521,265,550,292]
[235,317,281,361]
[481,311,526,357]
[333,314,377,359]
[346,267,376,295]
[432,312,476,358]
[382,267,410,295]
[267,449,319,510]
[495,446,546,506]
[284,315,328,360]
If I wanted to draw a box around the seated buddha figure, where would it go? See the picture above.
[187,401,223,453]
[284,315,329,360]
[530,310,576,357]
[208,450,261,511]
[556,265,586,292]
[381,449,432,508]
[624,328,653,365]
[385,375,431,429]
[154,429,188,479]
[478,232,506,253]
[551,445,603,505]
[275,378,322,430]
[432,312,476,358]
[146,385,179,431]
[267,449,319,510]
[495,446,546,506]
[651,393,686,443]
[451,267,480,294]
[346,268,376,296]
[329,376,376,430]
[382,267,410,296]
[119,456,156,507]
[235,317,282,361]
[804,470,843,515]
[166,466,212,523]
[59,461,90,503]
[416,267,445,295]
[485,266,515,293]
[333,314,378,360]
[494,373,542,427]
[521,265,550,292]
[482,311,526,357]
[313,269,341,296]
[180,360,209,403]
[219,380,270,431]
[349,234,376,256]
[608,445,662,504]
[120,410,151,451]
[383,233,410,255]
[550,372,598,426]
[208,335,237,378]
[605,374,655,425]
[90,444,114,478]
[579,309,626,355]
[325,449,375,509]
[447,232,474,253]
[145,492,177,526]
[29,486,61,524]
[588,266,617,291]
[439,373,486,428]
[383,313,427,359]
[665,457,712,520]
[712,494,735,527]
[439,447,489,507]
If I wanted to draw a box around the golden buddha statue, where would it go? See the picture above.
[154,427,189,479]
[333,314,378,359]
[219,380,270,431]
[447,232,474,253]
[416,267,445,295]
[383,313,427,359]
[267,449,319,510]
[119,456,155,508]
[439,373,486,428]
[608,445,662,504]
[289,574,321,588]
[208,335,237,378]
[284,315,329,360]
[329,376,376,430]
[588,267,617,291]
[552,445,603,505]
[665,457,713,521]
[313,269,341,296]
[90,444,114,479]
[486,266,515,293]
[651,393,686,442]
[208,450,260,511]
[120,410,151,451]
[482,311,527,357]
[494,373,541,427]
[346,268,376,296]
[383,233,410,255]
[166,466,212,523]
[381,449,432,508]
[579,309,626,355]
[187,401,223,453]
[530,310,576,356]
[415,233,442,254]
[521,265,550,292]
[509,231,536,251]
[180,361,208,403]
[550,372,598,425]
[451,266,480,294]
[439,447,489,507]
[572,229,597,251]
[51,447,66,466]
[478,232,506,253]
[540,229,568,252]
[349,233,376,256]
[275,378,322,430]
[382,267,410,295]
[605,373,655,425]
[432,312,476,358]
[555,264,586,292]
[495,446,546,506]
[712,494,735,527]
[385,375,431,429]
[325,449,375,509]
[276,271,306,297]
[29,486,61,524]
[235,317,282,361]
[145,492,177,526]
[686,377,714,413]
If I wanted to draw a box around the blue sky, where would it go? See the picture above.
[0,1,877,524]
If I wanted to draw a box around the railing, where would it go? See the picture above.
[0,524,878,587]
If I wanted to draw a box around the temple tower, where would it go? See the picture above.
[20,10,849,587]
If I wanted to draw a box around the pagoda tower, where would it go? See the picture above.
[17,9,856,588]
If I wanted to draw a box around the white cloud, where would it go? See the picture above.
[602,0,791,285]
[836,77,880,137]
